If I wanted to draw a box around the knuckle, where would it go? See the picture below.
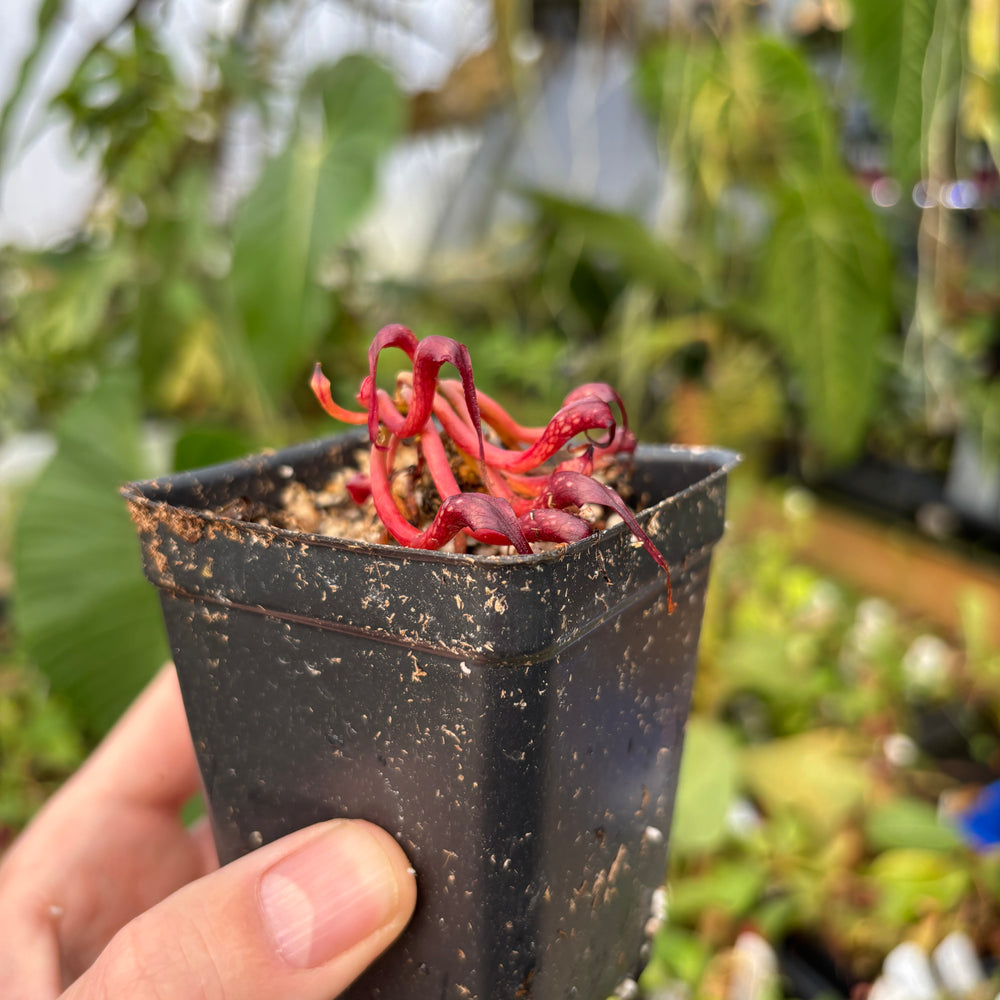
[85,912,228,1000]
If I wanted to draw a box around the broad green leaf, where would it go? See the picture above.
[846,0,909,128]
[637,34,838,186]
[846,0,937,184]
[865,797,965,852]
[642,925,711,988]
[172,423,260,471]
[741,729,870,835]
[12,370,168,735]
[670,716,741,856]
[667,859,767,923]
[760,173,894,464]
[635,36,716,127]
[17,244,131,359]
[743,36,839,177]
[231,55,403,403]
[530,193,704,302]
[868,847,971,924]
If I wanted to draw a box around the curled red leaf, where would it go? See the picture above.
[542,470,674,610]
[431,394,618,474]
[518,508,592,544]
[365,325,419,443]
[422,492,531,553]
[345,472,371,503]
[368,433,529,552]
[310,364,367,425]
[437,379,544,446]
[313,328,672,605]
[563,382,630,431]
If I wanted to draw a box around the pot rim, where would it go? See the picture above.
[121,432,740,569]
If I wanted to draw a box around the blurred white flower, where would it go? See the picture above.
[727,932,778,1000]
[902,634,952,691]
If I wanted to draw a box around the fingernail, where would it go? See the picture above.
[259,821,400,968]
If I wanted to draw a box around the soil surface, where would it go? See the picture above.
[217,444,633,556]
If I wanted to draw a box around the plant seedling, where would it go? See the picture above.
[312,325,674,610]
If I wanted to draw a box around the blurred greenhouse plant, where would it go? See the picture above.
[642,511,1000,998]
[513,0,1000,483]
[2,3,1000,992]
[0,0,407,732]
[539,27,894,469]
[1,0,999,732]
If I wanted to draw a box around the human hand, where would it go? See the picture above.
[0,665,417,1000]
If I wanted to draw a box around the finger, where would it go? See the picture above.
[63,819,418,1000]
[188,814,220,873]
[0,899,62,1000]
[0,666,209,992]
[71,664,201,812]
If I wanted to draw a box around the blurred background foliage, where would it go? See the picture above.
[4,0,999,732]
[644,501,1000,997]
[1,0,1000,993]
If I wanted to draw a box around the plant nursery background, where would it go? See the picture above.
[2,1,1000,997]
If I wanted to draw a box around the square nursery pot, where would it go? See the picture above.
[122,432,738,1000]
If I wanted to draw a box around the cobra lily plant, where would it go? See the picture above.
[312,325,674,609]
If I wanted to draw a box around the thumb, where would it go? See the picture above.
[64,819,417,1000]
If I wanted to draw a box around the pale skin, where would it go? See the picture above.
[0,666,418,1000]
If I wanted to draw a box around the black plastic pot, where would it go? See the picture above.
[122,432,738,1000]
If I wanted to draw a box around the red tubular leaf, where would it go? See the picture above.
[437,379,544,445]
[394,381,516,512]
[346,473,371,503]
[543,470,675,611]
[404,337,485,462]
[518,508,592,544]
[498,470,548,497]
[366,332,487,477]
[418,415,464,500]
[563,382,630,430]
[501,397,617,473]
[421,493,532,553]
[367,440,422,547]
[438,380,630,448]
[555,448,595,477]
[431,394,617,474]
[420,421,536,544]
[357,382,410,436]
[310,364,368,425]
[368,430,530,552]
[367,325,419,442]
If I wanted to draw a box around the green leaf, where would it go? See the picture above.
[12,370,169,735]
[20,244,132,358]
[868,847,971,924]
[642,925,711,988]
[529,193,704,303]
[741,729,870,836]
[846,0,908,128]
[0,0,66,164]
[637,34,838,186]
[865,797,965,852]
[670,716,741,856]
[846,0,937,184]
[231,54,403,403]
[667,859,767,923]
[760,173,894,464]
[172,423,259,471]
[745,36,839,176]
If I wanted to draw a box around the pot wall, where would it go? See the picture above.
[123,434,737,1000]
